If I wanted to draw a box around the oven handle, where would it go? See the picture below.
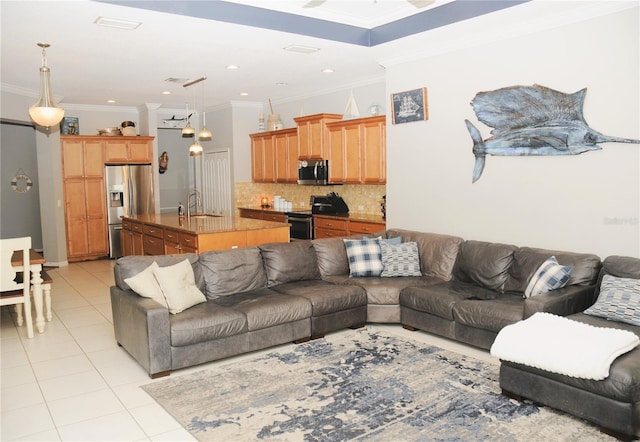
[286,215,313,224]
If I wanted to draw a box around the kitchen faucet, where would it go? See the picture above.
[187,189,201,218]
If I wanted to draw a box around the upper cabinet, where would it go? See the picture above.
[104,137,154,163]
[250,128,298,183]
[294,113,342,160]
[273,128,298,183]
[250,131,276,183]
[327,115,386,184]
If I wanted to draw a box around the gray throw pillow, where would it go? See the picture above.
[584,274,640,326]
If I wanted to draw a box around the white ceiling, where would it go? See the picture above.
[1,1,634,113]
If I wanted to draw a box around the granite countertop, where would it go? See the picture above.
[239,207,385,224]
[123,214,289,235]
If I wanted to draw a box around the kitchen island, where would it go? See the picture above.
[121,214,290,256]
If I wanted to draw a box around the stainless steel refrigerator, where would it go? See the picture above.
[105,165,155,258]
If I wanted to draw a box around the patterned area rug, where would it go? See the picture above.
[142,328,613,441]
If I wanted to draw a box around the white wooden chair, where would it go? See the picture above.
[1,237,34,338]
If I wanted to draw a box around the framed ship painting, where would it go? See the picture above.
[391,87,428,124]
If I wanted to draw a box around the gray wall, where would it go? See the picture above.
[0,121,43,249]
[157,128,191,213]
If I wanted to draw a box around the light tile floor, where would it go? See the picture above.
[1,259,496,441]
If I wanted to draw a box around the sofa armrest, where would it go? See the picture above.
[523,284,596,318]
[110,286,171,377]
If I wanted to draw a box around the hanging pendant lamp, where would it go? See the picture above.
[29,43,65,128]
[198,81,212,141]
[189,139,203,156]
[181,103,195,137]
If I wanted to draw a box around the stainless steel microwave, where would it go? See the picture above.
[298,159,329,185]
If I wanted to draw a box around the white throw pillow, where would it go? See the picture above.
[124,262,168,308]
[153,259,206,314]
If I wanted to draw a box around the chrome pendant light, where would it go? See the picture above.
[29,43,65,128]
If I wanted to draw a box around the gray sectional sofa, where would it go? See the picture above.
[109,228,638,438]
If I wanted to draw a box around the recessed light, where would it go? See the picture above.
[240,92,249,96]
[283,44,320,54]
[94,16,142,30]
[107,99,116,103]
[276,82,288,87]
[322,68,334,73]
[226,65,239,70]
[162,91,171,95]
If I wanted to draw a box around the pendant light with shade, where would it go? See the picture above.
[198,80,212,141]
[182,76,208,155]
[29,43,65,128]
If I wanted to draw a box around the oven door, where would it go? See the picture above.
[287,213,314,240]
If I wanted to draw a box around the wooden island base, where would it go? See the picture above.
[121,214,290,256]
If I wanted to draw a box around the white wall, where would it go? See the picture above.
[385,7,639,258]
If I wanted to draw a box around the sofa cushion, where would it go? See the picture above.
[123,262,167,308]
[592,255,640,302]
[213,288,312,331]
[380,241,421,277]
[115,254,203,292]
[386,229,464,281]
[153,259,206,314]
[199,247,267,299]
[524,256,572,298]
[169,302,247,347]
[259,241,320,286]
[313,237,350,278]
[453,294,525,333]
[584,275,640,326]
[505,247,601,293]
[271,280,366,316]
[453,240,517,292]
[344,237,384,277]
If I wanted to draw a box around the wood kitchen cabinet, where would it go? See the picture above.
[105,137,154,163]
[250,132,276,182]
[314,216,349,239]
[238,208,287,223]
[273,128,298,183]
[314,215,385,239]
[61,138,108,261]
[122,219,143,256]
[294,113,342,160]
[326,115,386,184]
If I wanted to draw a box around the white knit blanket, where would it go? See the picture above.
[490,312,639,380]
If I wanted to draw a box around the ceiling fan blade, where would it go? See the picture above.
[406,0,436,8]
[303,0,326,8]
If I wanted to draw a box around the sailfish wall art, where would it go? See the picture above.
[465,84,640,183]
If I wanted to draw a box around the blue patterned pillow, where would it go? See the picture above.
[380,240,421,277]
[343,238,383,277]
[584,275,640,326]
[524,256,572,298]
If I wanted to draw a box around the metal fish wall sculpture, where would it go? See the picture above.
[465,84,640,182]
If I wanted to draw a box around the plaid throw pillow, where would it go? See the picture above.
[524,256,572,298]
[343,238,383,277]
[380,240,421,277]
[584,274,640,326]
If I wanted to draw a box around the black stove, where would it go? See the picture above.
[310,193,349,215]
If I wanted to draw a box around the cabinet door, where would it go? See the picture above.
[361,119,386,183]
[327,127,345,182]
[343,124,362,184]
[63,179,90,257]
[251,134,275,182]
[297,121,311,159]
[85,178,108,255]
[62,141,85,178]
[274,130,297,183]
[262,136,275,182]
[129,139,152,162]
[105,140,129,162]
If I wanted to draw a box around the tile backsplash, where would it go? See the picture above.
[235,182,385,216]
